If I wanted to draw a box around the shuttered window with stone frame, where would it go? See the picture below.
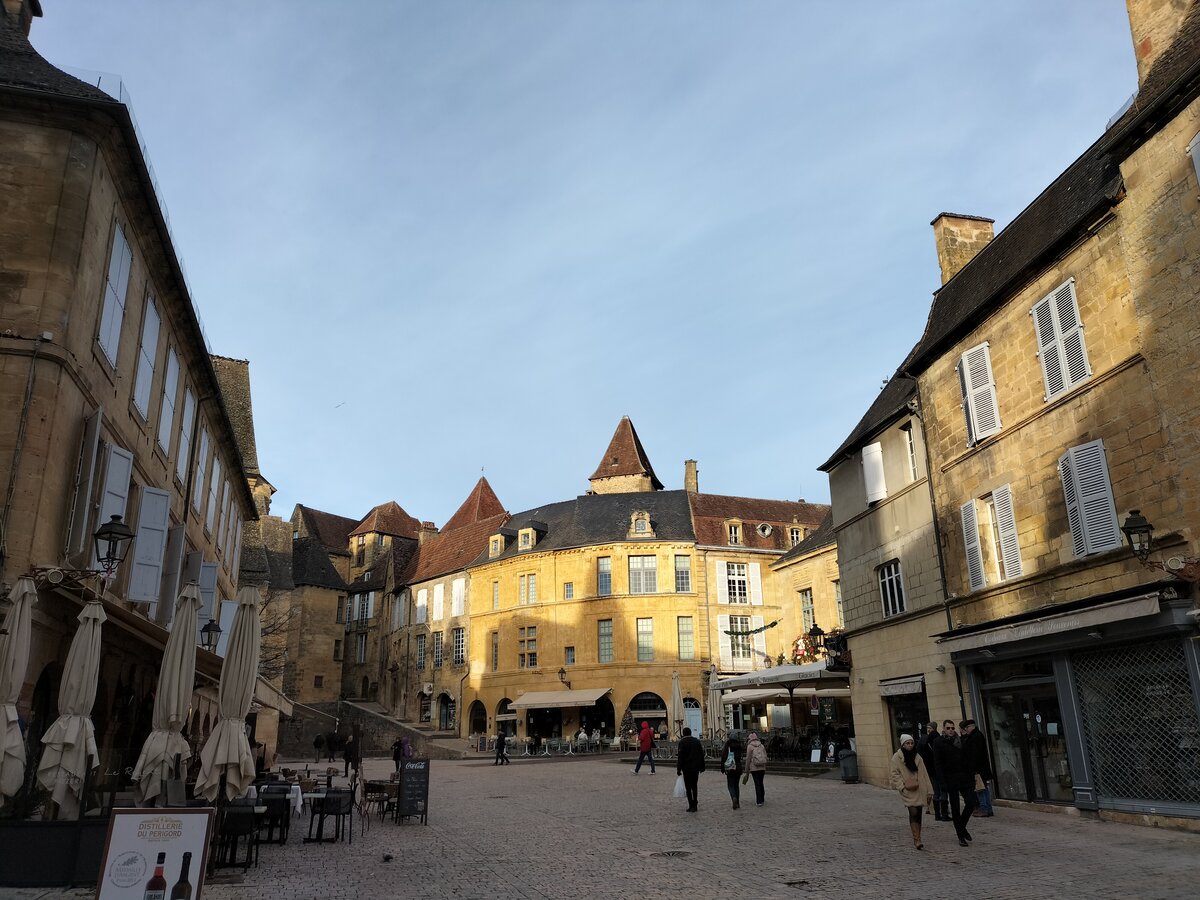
[1058,439,1122,557]
[958,341,1002,446]
[1032,278,1091,402]
[961,484,1023,592]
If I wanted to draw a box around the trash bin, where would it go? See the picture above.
[838,749,859,783]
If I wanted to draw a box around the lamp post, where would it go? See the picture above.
[200,618,222,653]
[1121,510,1200,582]
[807,621,826,655]
[92,514,134,594]
[557,667,571,690]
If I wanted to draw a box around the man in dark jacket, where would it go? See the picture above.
[961,719,994,816]
[917,721,947,820]
[676,727,706,812]
[932,719,978,846]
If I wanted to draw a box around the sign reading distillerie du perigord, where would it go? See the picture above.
[97,808,214,900]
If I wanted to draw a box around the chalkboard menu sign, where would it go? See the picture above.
[394,758,429,825]
[477,735,488,752]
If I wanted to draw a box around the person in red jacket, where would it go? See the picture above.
[632,720,656,774]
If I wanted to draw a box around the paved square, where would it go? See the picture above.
[5,754,1198,900]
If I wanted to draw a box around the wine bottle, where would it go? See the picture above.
[143,852,167,900]
[169,851,192,900]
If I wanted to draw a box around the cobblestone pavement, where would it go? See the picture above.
[5,754,1198,900]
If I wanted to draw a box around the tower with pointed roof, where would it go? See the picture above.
[587,417,664,494]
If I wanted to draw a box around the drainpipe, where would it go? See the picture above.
[458,669,469,737]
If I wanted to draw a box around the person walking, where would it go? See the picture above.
[494,732,510,766]
[392,737,403,772]
[632,720,656,774]
[676,727,705,812]
[932,720,978,847]
[961,719,994,817]
[917,721,947,821]
[313,733,325,764]
[744,732,769,806]
[343,735,357,778]
[720,735,743,809]
[890,734,934,850]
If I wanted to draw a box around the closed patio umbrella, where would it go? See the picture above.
[705,664,723,738]
[37,597,106,818]
[668,671,684,738]
[195,586,260,802]
[131,583,201,804]
[0,577,36,807]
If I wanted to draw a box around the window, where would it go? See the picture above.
[563,581,574,600]
[357,593,371,624]
[962,485,1024,590]
[492,581,500,610]
[958,343,1001,445]
[1033,278,1091,400]
[97,222,132,366]
[728,523,741,545]
[878,560,906,617]
[598,619,613,663]
[1059,440,1121,557]
[834,580,844,628]
[564,646,575,665]
[452,627,465,665]
[636,618,654,662]
[677,616,694,660]
[634,518,647,533]
[901,422,919,482]
[356,632,367,663]
[628,555,657,593]
[799,588,815,630]
[518,626,537,669]
[376,533,385,547]
[726,562,749,604]
[132,297,160,417]
[729,615,752,660]
[175,387,195,482]
[491,632,499,672]
[597,557,611,596]
[490,537,501,557]
[520,531,531,549]
[674,555,691,592]
[333,639,342,661]
[433,632,444,668]
[519,574,537,605]
[863,441,887,503]
[528,574,537,603]
[355,534,365,566]
[314,675,324,688]
[416,633,426,670]
[451,578,465,617]
[192,428,209,512]
[416,589,428,624]
[156,349,179,452]
[205,457,222,533]
[789,527,802,547]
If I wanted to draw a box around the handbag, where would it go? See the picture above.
[974,774,986,792]
[724,750,735,769]
[741,772,749,785]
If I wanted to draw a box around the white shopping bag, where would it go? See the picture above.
[673,774,686,799]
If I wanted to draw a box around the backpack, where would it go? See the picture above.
[749,743,768,768]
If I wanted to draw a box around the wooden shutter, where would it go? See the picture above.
[959,342,1001,444]
[1066,440,1121,555]
[715,561,729,604]
[158,349,180,453]
[368,591,376,618]
[1052,280,1090,388]
[158,524,186,626]
[195,557,219,646]
[416,589,428,624]
[748,563,763,605]
[1032,295,1065,400]
[863,442,887,503]
[452,578,465,617]
[1058,450,1087,557]
[128,486,171,603]
[93,444,134,569]
[433,584,444,620]
[991,484,1023,578]
[960,500,986,591]
[176,388,196,483]
[717,614,732,669]
[65,409,103,561]
[132,298,160,417]
[751,615,767,663]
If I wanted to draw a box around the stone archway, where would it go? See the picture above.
[468,700,487,735]
[437,693,456,732]
[496,698,516,737]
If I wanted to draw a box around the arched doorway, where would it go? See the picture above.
[628,691,667,736]
[437,693,456,731]
[468,700,487,735]
[683,697,702,735]
[496,698,516,737]
[361,676,369,698]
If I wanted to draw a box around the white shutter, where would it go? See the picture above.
[716,561,729,604]
[132,298,160,417]
[157,524,186,626]
[65,409,103,561]
[1067,440,1122,555]
[128,486,170,603]
[214,596,235,657]
[368,591,376,618]
[452,577,465,617]
[1052,280,1090,388]
[93,444,134,569]
[863,442,887,503]
[195,559,219,645]
[960,500,985,591]
[717,614,732,669]
[157,348,180,452]
[751,615,767,663]
[992,484,1023,579]
[1058,450,1087,558]
[231,517,243,578]
[416,589,428,624]
[433,584,444,621]
[1033,295,1064,400]
[176,388,196,483]
[748,563,763,605]
[192,428,209,512]
[959,342,1001,444]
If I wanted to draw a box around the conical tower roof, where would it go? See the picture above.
[588,417,663,492]
[443,477,506,531]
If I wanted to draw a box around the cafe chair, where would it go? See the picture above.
[217,806,259,871]
[258,795,292,845]
[323,789,355,844]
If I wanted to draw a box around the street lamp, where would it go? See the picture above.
[557,667,571,690]
[92,514,134,581]
[1121,510,1200,582]
[200,618,222,652]
[807,621,826,654]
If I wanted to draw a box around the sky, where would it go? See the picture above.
[33,1,1138,526]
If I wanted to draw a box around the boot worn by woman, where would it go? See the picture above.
[909,821,923,850]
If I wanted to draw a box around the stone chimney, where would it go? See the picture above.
[418,521,439,544]
[684,459,699,493]
[931,213,995,285]
[1127,0,1191,86]
[2,0,40,37]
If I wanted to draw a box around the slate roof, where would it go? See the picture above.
[291,537,348,591]
[774,510,836,566]
[0,8,112,102]
[588,417,664,490]
[688,493,830,551]
[350,501,420,539]
[210,356,260,479]
[442,477,505,531]
[294,505,358,556]
[819,373,917,471]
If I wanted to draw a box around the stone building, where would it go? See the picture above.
[0,2,258,790]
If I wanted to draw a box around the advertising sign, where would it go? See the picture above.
[97,808,214,900]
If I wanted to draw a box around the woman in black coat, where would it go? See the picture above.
[720,736,743,810]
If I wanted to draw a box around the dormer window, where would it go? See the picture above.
[790,527,803,547]
[628,510,655,539]
[490,537,501,558]
[756,523,772,538]
[518,528,535,550]
[635,519,647,533]
[728,522,742,545]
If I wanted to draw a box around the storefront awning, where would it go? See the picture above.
[724,687,852,704]
[879,676,925,697]
[715,662,850,692]
[510,687,612,709]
